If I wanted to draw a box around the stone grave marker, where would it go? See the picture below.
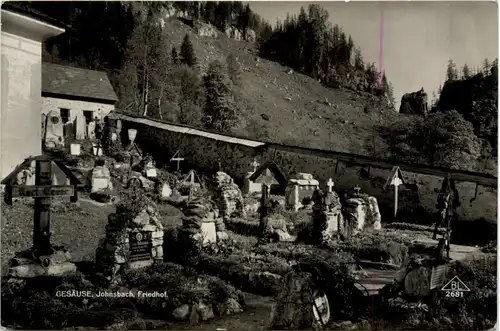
[200,222,217,245]
[75,113,87,140]
[285,173,319,211]
[44,110,65,150]
[87,121,96,140]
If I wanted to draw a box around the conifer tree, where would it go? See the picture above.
[180,34,197,67]
[203,61,238,133]
[462,64,471,79]
[226,54,242,86]
[171,47,178,65]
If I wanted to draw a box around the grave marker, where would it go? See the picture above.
[384,166,406,218]
[1,156,82,257]
[327,178,334,192]
[170,150,184,171]
[251,159,260,173]
[129,231,152,263]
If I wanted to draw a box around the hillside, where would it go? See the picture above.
[126,17,399,156]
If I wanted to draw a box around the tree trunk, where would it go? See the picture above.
[142,28,149,117]
[143,71,149,116]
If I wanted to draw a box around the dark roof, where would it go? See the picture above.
[42,63,118,102]
[1,2,67,29]
[249,161,288,185]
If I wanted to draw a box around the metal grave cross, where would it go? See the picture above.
[251,159,260,173]
[327,178,334,192]
[169,150,184,172]
[383,166,406,218]
[1,155,82,257]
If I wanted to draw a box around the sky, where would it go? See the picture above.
[249,1,498,108]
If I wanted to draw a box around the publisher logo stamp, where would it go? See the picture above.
[441,276,471,298]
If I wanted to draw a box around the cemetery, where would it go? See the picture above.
[0,120,497,330]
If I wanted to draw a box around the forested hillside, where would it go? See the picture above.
[5,1,496,173]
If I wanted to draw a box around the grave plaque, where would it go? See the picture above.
[129,231,152,262]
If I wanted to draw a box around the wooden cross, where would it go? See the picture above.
[170,150,184,172]
[251,159,260,173]
[1,156,81,258]
[327,178,334,192]
[353,185,361,194]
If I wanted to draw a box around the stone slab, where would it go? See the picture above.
[129,259,153,270]
[200,222,217,245]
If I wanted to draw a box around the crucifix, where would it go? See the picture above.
[251,159,260,173]
[327,178,334,192]
[170,150,184,172]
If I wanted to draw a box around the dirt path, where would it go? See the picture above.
[164,293,274,330]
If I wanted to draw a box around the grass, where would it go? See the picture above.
[0,194,183,273]
[158,18,399,156]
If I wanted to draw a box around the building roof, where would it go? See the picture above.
[249,161,288,185]
[42,62,118,103]
[1,2,67,29]
[109,112,266,148]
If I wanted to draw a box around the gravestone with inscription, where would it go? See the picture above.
[95,195,164,283]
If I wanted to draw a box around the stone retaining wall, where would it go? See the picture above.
[120,120,497,223]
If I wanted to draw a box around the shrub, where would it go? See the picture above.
[338,234,409,265]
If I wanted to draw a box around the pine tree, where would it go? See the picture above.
[446,59,458,81]
[226,54,242,86]
[203,61,238,133]
[171,47,178,65]
[462,64,471,79]
[482,58,491,76]
[354,47,364,71]
[180,34,197,67]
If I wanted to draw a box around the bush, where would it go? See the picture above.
[338,234,409,265]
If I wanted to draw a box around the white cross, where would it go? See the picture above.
[327,178,334,192]
[251,159,259,172]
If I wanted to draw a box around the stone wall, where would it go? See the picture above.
[121,120,497,223]
[42,96,115,121]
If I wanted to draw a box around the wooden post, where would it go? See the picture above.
[259,184,270,238]
[34,160,52,256]
[394,183,398,219]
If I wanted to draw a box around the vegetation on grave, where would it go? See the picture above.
[1,261,245,329]
[336,233,410,265]
[376,254,497,330]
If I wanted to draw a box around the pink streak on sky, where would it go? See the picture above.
[378,9,384,88]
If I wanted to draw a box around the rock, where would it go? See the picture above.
[367,197,382,230]
[404,266,431,297]
[126,318,147,330]
[275,229,292,242]
[132,210,150,226]
[9,261,77,278]
[211,172,245,221]
[195,22,218,38]
[224,298,243,315]
[399,88,428,116]
[173,304,190,320]
[217,231,229,241]
[196,301,215,321]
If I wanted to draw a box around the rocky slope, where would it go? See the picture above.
[160,18,398,156]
